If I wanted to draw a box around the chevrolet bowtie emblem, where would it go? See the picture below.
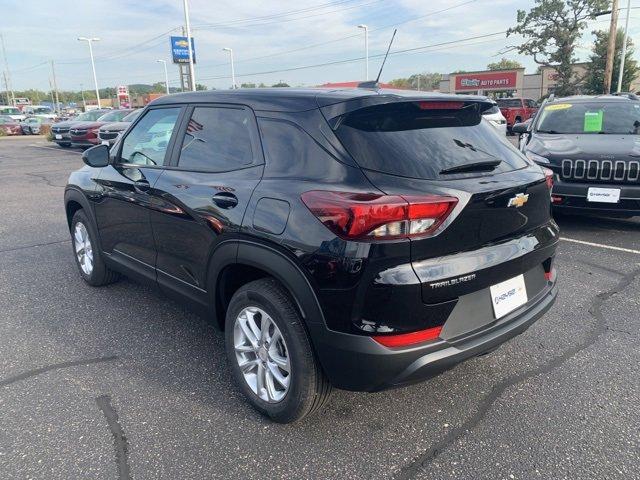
[507,193,529,208]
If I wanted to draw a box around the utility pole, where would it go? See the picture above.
[603,0,619,94]
[182,0,196,91]
[49,77,55,106]
[0,33,15,106]
[50,60,60,113]
[2,71,10,104]
[80,84,86,111]
[616,0,631,93]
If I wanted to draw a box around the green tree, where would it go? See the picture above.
[195,83,208,91]
[487,58,523,70]
[272,81,290,87]
[507,0,608,96]
[389,73,442,90]
[585,29,639,94]
[240,82,257,88]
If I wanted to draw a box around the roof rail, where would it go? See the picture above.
[612,92,640,100]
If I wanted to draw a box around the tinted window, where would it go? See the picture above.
[483,105,500,114]
[177,107,255,171]
[123,109,142,122]
[120,108,180,165]
[496,99,521,108]
[98,110,132,122]
[1,107,20,115]
[335,102,527,180]
[77,110,106,121]
[537,101,640,134]
[526,99,538,108]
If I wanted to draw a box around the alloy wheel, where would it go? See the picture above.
[73,222,94,275]
[233,306,291,403]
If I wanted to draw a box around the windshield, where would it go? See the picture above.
[537,101,640,134]
[1,107,21,115]
[98,110,131,122]
[76,110,105,121]
[335,102,528,180]
[0,115,15,123]
[33,107,52,114]
[123,109,142,122]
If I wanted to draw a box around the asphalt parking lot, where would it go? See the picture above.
[0,136,639,480]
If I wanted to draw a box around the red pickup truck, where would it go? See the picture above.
[496,98,538,133]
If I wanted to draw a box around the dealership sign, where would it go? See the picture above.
[170,36,196,64]
[455,71,518,91]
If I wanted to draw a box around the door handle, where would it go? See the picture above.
[133,180,150,193]
[212,192,238,209]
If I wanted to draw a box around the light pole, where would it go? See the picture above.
[616,0,632,93]
[157,59,170,95]
[357,24,369,80]
[77,37,101,107]
[222,47,236,89]
[182,0,196,91]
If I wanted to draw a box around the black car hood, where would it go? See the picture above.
[528,133,640,164]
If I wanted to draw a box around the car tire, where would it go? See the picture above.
[224,278,332,423]
[70,210,119,286]
[59,143,71,148]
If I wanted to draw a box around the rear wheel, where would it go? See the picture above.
[59,142,71,148]
[224,278,332,423]
[70,210,119,286]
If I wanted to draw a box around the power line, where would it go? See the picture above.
[194,0,479,71]
[195,30,507,81]
[192,0,367,28]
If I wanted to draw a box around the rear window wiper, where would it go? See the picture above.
[439,159,502,175]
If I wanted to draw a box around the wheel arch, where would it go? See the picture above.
[64,188,95,230]
[208,240,326,334]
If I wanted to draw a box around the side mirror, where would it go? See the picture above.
[82,144,110,168]
[511,122,529,135]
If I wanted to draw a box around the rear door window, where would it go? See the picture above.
[334,102,528,180]
[176,106,257,172]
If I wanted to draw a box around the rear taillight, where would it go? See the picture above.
[373,325,443,348]
[542,167,554,190]
[300,191,458,240]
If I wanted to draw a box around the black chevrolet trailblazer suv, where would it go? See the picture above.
[64,88,559,422]
[514,94,640,217]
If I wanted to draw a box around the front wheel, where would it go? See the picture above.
[70,210,119,286]
[225,278,332,423]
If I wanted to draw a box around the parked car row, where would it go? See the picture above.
[0,114,54,135]
[51,108,141,148]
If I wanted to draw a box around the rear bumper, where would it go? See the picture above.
[313,281,557,392]
[552,181,640,215]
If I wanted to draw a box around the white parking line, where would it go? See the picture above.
[561,237,640,255]
[29,144,82,155]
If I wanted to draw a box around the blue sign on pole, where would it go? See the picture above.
[170,36,196,64]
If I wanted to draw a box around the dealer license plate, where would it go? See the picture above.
[587,187,620,204]
[55,134,62,140]
[490,274,528,319]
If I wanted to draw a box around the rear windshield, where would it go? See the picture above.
[334,102,528,180]
[536,101,640,134]
[483,105,500,114]
[496,99,521,108]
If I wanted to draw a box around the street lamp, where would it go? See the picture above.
[222,47,236,89]
[157,59,170,95]
[182,0,196,91]
[357,24,369,80]
[77,37,101,107]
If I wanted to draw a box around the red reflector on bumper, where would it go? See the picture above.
[373,326,443,348]
[544,267,557,282]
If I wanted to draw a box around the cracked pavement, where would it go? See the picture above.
[0,137,639,479]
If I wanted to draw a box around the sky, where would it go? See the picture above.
[1,0,639,92]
